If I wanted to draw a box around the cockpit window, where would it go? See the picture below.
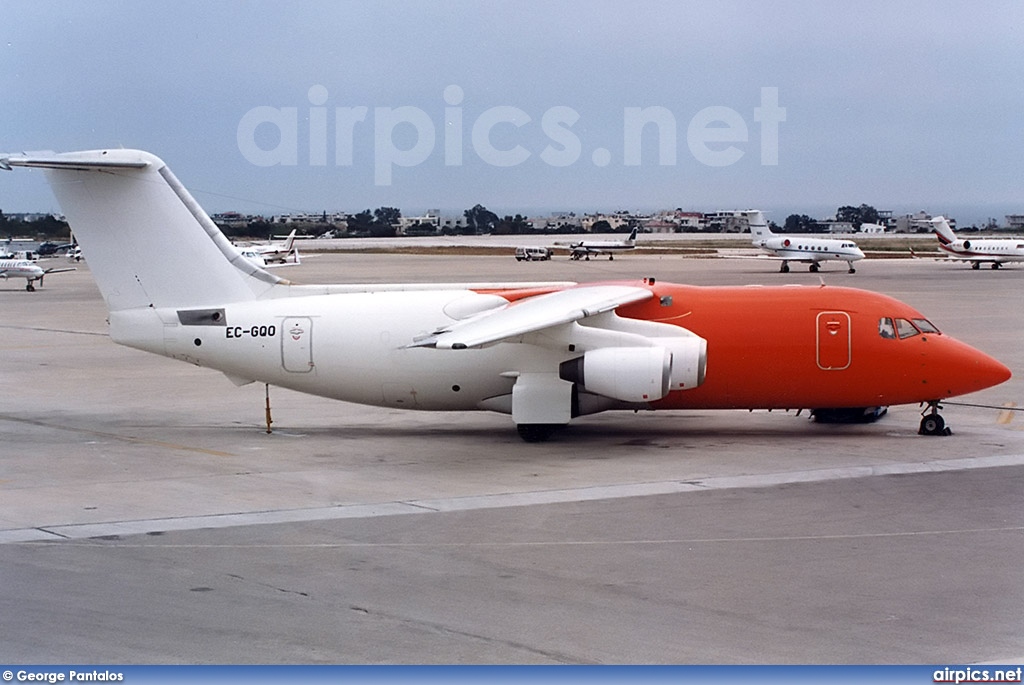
[912,318,940,334]
[878,317,896,339]
[895,318,920,339]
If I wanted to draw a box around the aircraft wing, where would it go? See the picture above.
[412,284,653,349]
[714,252,816,263]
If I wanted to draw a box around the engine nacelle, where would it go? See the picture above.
[559,339,708,403]
[559,346,669,402]
[661,336,708,391]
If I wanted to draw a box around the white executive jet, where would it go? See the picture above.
[567,227,638,260]
[931,216,1024,270]
[235,229,300,267]
[0,258,75,291]
[744,210,865,273]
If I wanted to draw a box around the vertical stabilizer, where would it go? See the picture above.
[930,216,957,246]
[1,149,282,311]
[743,210,772,244]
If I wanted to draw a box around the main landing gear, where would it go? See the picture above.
[919,401,952,436]
[779,262,856,274]
[516,424,561,442]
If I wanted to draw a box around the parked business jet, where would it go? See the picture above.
[0,257,75,291]
[0,150,1009,440]
[745,210,865,273]
[236,229,300,267]
[931,216,1024,269]
[568,228,638,260]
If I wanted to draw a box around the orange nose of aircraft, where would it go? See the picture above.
[934,336,1012,399]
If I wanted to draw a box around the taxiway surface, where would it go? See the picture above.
[1,252,1022,663]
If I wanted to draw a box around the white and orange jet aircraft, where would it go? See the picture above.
[0,149,1010,440]
[931,216,1024,269]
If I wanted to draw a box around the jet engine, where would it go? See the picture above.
[559,339,706,403]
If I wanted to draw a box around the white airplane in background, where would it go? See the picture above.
[0,257,75,291]
[744,210,865,273]
[0,149,1009,441]
[931,216,1024,269]
[236,229,300,267]
[567,227,638,260]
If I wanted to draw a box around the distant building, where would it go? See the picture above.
[818,220,855,234]
[1006,215,1024,231]
[703,211,748,233]
[581,212,630,231]
[211,211,252,229]
[894,211,934,233]
[440,216,470,233]
[532,213,583,231]
[890,211,961,233]
[398,210,441,235]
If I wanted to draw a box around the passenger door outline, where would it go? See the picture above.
[816,311,851,370]
[281,317,314,373]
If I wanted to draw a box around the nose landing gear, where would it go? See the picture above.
[919,401,952,436]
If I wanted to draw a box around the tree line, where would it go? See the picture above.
[783,204,881,233]
[3,203,890,241]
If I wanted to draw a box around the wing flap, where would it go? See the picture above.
[413,284,653,349]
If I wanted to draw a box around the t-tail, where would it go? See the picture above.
[743,210,772,245]
[281,228,297,253]
[930,216,957,247]
[0,149,283,311]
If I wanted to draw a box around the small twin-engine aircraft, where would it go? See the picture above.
[0,257,75,291]
[0,149,1010,440]
[746,210,865,273]
[931,216,1024,269]
[567,227,638,260]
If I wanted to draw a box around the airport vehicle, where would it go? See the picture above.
[0,149,1010,440]
[931,216,1024,269]
[515,246,552,261]
[567,228,638,260]
[0,257,75,291]
[746,210,865,273]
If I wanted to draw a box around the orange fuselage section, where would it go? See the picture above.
[613,283,1009,410]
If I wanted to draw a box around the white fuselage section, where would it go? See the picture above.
[939,238,1024,263]
[110,289,571,413]
[756,236,864,264]
[0,259,44,281]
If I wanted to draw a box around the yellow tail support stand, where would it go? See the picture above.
[264,383,273,434]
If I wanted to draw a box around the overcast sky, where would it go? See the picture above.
[2,0,1022,223]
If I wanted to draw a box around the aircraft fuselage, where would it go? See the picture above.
[109,281,1006,415]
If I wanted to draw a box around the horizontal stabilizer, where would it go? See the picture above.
[0,151,151,171]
